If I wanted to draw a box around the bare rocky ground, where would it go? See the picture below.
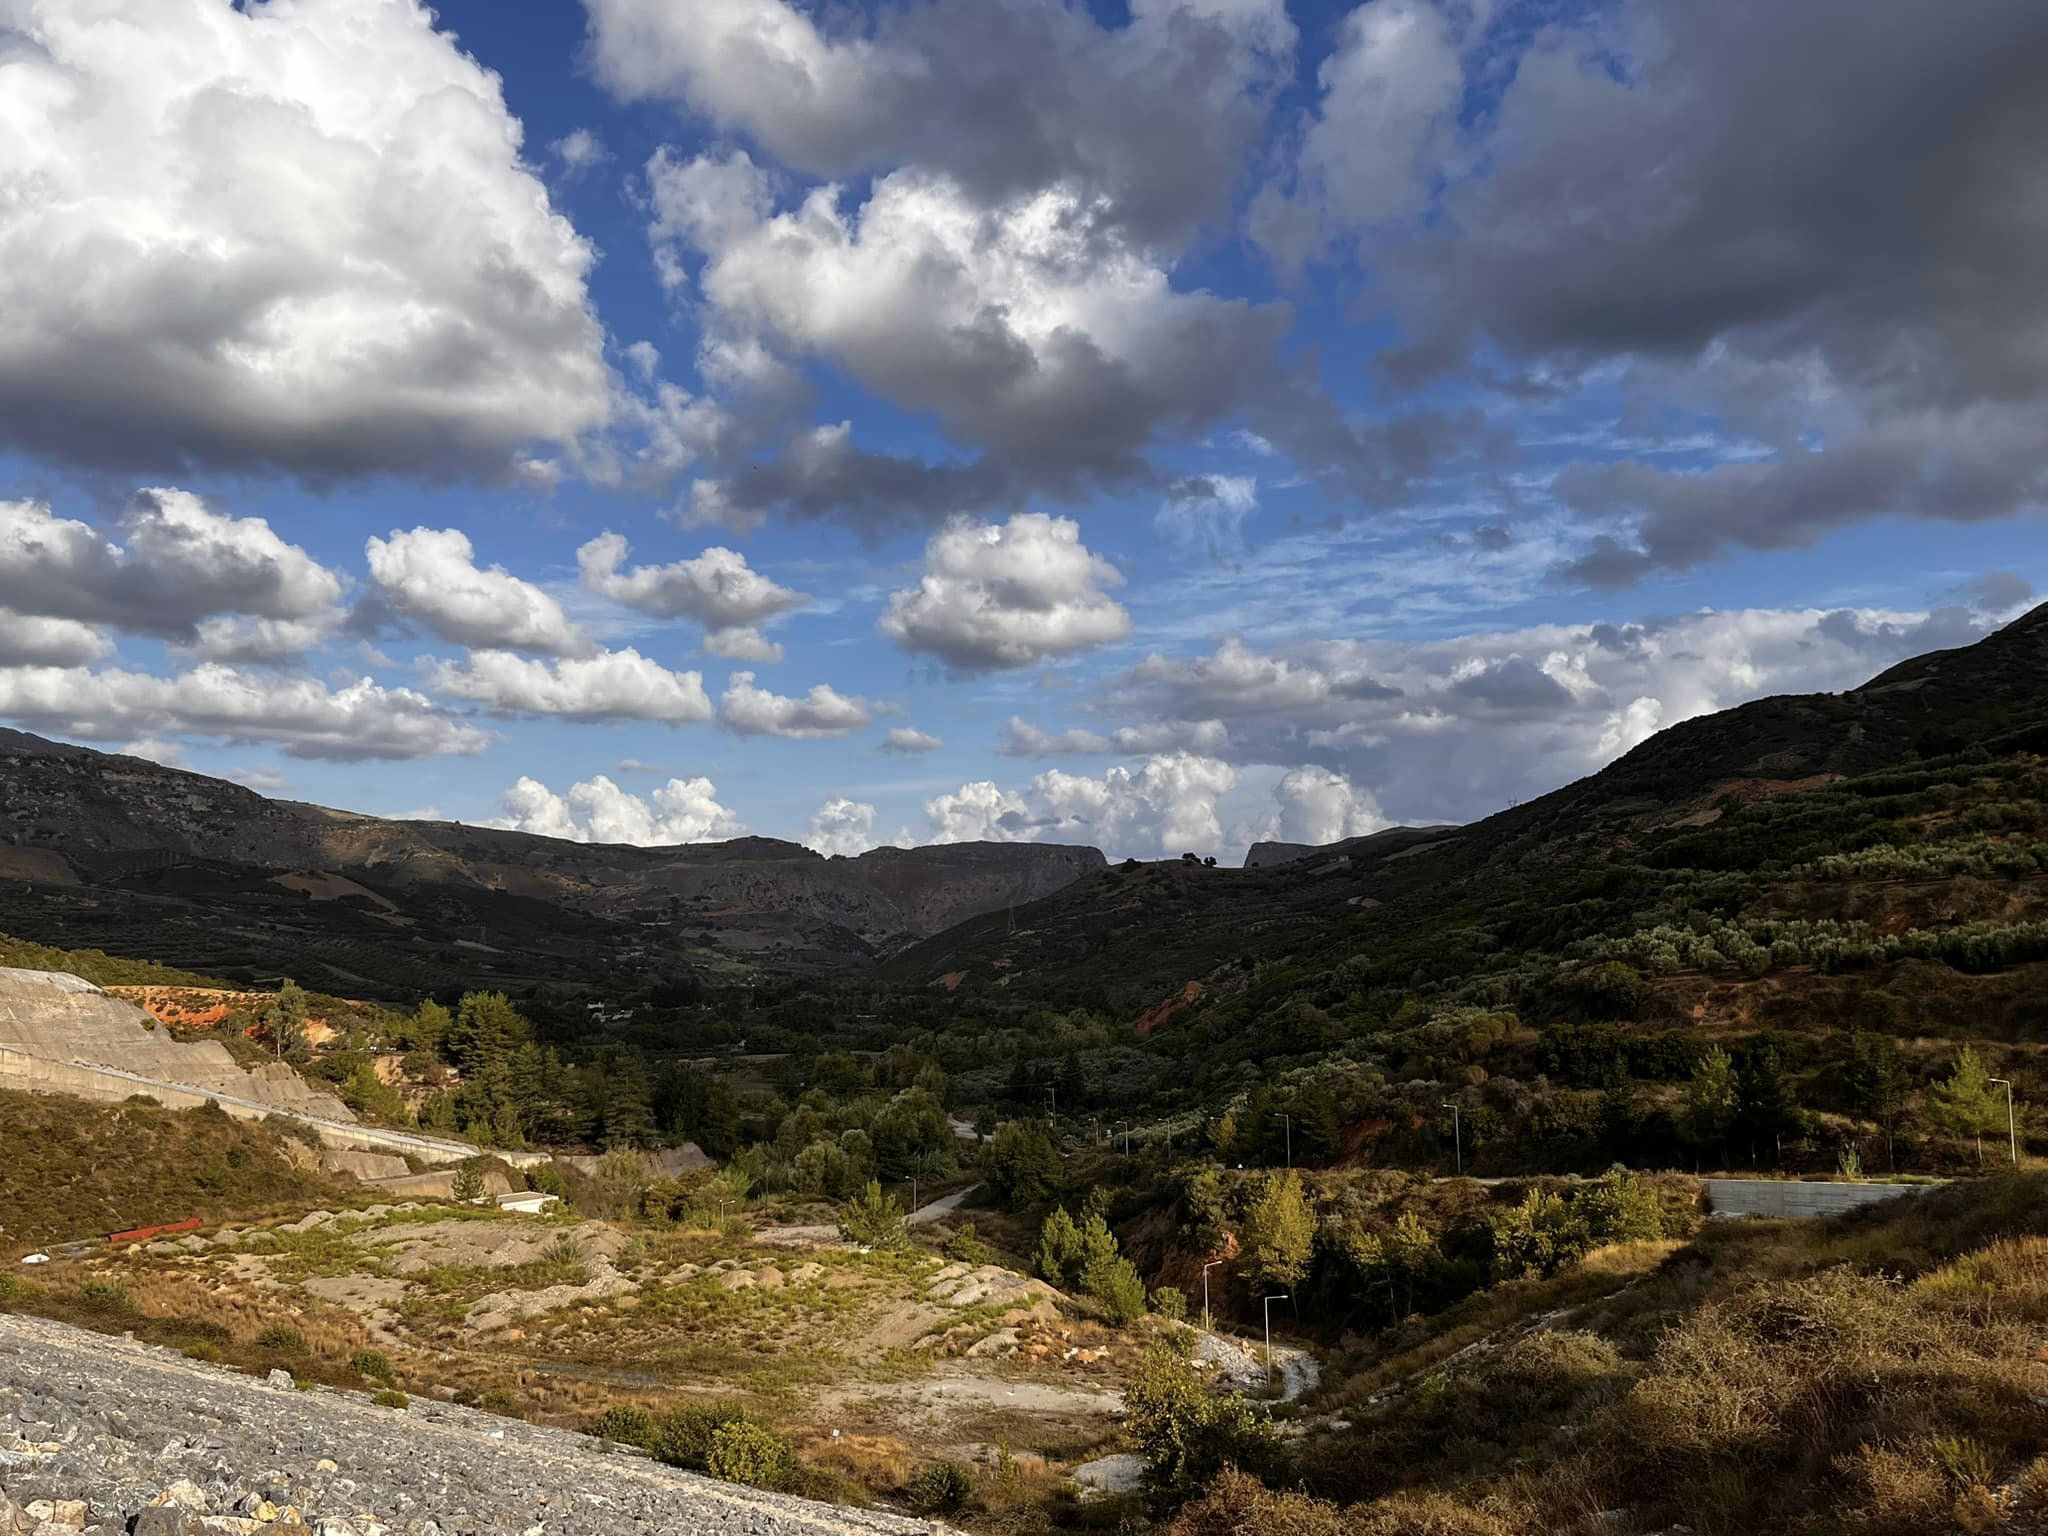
[0,1312,955,1536]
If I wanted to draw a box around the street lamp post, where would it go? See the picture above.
[1441,1101,1462,1176]
[1263,1293,1290,1388]
[1201,1258,1221,1332]
[1989,1078,2019,1166]
[1283,1113,1291,1169]
[1046,1086,1057,1124]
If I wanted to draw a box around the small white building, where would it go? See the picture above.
[495,1190,561,1216]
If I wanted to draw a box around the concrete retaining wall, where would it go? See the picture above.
[1706,1178,1931,1219]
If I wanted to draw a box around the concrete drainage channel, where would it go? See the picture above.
[1704,1178,1939,1219]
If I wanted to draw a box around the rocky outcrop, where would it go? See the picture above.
[1243,825,1460,869]
[0,969,353,1123]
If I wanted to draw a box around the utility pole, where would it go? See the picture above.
[1201,1259,1221,1333]
[1990,1078,2019,1166]
[1441,1102,1462,1176]
[1263,1293,1290,1388]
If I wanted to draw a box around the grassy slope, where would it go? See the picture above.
[0,1089,348,1248]
[1188,1175,2048,1536]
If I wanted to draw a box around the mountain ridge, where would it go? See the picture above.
[0,733,1104,995]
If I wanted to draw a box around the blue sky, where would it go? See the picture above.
[0,0,2041,860]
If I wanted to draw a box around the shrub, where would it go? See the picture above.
[0,1273,23,1302]
[837,1181,908,1250]
[942,1222,992,1265]
[1150,1285,1189,1323]
[255,1324,308,1353]
[590,1406,658,1448]
[704,1420,796,1491]
[371,1388,410,1410]
[183,1343,223,1363]
[652,1403,749,1471]
[1125,1342,1284,1503]
[476,1387,521,1415]
[75,1279,133,1311]
[350,1349,394,1384]
[905,1460,975,1513]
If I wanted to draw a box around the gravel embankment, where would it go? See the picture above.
[0,1312,953,1536]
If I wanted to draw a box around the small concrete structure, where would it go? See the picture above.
[495,1190,561,1216]
[1706,1177,1932,1219]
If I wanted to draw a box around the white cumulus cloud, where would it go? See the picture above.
[577,532,806,662]
[0,662,487,760]
[492,774,743,845]
[0,0,611,479]
[427,649,712,723]
[807,797,880,857]
[367,528,587,655]
[719,672,870,739]
[0,491,344,651]
[880,513,1130,670]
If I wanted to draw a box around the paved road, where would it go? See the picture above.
[0,1312,954,1535]
[907,1185,981,1226]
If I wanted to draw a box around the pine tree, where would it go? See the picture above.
[1843,1031,1909,1168]
[1239,1170,1314,1294]
[1735,1039,1800,1164]
[1683,1046,1738,1163]
[1929,1047,2000,1167]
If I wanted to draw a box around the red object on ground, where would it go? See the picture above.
[105,1216,203,1245]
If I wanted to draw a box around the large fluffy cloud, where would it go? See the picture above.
[577,533,806,661]
[0,0,611,479]
[807,797,880,858]
[427,649,712,723]
[719,672,869,739]
[0,662,486,760]
[880,513,1130,670]
[1273,766,1391,845]
[493,773,743,845]
[588,0,1295,245]
[366,528,587,655]
[925,752,1238,857]
[0,491,343,649]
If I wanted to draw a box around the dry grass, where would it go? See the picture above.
[1299,1175,2048,1536]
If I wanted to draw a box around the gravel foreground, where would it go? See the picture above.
[0,1312,955,1536]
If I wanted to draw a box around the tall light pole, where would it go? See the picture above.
[1046,1085,1057,1124]
[1989,1078,2019,1166]
[1201,1259,1221,1332]
[1263,1293,1290,1388]
[1441,1102,1462,1176]
[1283,1113,1292,1169]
